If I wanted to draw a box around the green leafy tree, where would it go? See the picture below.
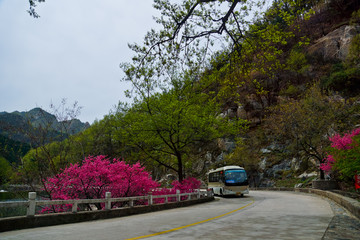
[286,48,310,84]
[118,76,246,181]
[264,83,355,179]
[68,114,124,160]
[0,156,12,185]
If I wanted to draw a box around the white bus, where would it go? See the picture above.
[207,166,249,197]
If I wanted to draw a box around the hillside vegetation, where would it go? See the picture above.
[0,107,89,185]
[3,0,360,191]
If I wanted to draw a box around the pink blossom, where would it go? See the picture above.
[320,127,360,173]
[41,155,202,213]
[42,155,159,213]
[320,155,335,173]
[330,127,360,150]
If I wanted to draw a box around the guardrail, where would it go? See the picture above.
[0,189,213,217]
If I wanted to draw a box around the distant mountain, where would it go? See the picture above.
[0,108,90,145]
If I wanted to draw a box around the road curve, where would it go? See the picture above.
[0,191,334,240]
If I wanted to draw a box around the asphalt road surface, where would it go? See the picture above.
[0,191,335,240]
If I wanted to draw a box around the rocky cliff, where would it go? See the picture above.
[308,25,360,61]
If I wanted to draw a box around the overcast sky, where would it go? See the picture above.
[0,0,159,124]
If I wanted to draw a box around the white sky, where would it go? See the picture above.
[0,0,160,124]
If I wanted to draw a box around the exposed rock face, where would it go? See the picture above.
[308,25,360,61]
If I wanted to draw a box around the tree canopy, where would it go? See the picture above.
[117,75,246,181]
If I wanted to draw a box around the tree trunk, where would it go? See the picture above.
[320,168,325,180]
[177,152,183,182]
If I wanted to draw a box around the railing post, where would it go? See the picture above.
[165,196,168,204]
[27,192,36,217]
[207,189,213,198]
[148,192,153,205]
[197,189,201,199]
[129,199,134,207]
[176,190,180,202]
[72,201,78,213]
[105,192,112,210]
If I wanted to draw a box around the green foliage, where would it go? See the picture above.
[275,178,299,188]
[349,9,360,25]
[223,137,261,173]
[0,156,13,185]
[346,34,360,67]
[330,134,360,180]
[15,102,86,186]
[275,175,317,188]
[286,48,310,82]
[0,134,30,165]
[118,76,247,181]
[265,83,355,179]
[279,84,302,98]
[322,63,360,96]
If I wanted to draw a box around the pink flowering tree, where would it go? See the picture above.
[42,155,202,213]
[320,128,360,180]
[43,155,159,212]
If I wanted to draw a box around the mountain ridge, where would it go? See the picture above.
[0,107,90,145]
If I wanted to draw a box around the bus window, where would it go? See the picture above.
[225,170,247,184]
[209,171,224,182]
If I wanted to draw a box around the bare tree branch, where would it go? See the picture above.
[28,0,45,18]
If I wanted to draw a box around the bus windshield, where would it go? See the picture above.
[224,170,247,184]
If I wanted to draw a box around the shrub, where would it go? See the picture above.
[42,155,159,212]
[41,155,202,213]
[320,128,360,180]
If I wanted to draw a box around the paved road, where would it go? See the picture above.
[0,191,338,239]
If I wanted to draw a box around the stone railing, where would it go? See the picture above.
[0,189,214,232]
[0,189,213,217]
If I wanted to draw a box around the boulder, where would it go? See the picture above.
[259,178,275,188]
[259,157,267,170]
[291,157,301,172]
[308,25,360,61]
[297,171,318,179]
[265,160,292,179]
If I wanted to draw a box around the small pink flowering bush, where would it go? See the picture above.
[320,128,360,180]
[152,177,201,203]
[172,177,201,192]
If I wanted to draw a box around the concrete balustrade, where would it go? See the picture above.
[0,189,213,217]
[27,192,37,216]
[0,189,214,232]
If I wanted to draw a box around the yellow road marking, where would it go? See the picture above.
[125,198,255,240]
